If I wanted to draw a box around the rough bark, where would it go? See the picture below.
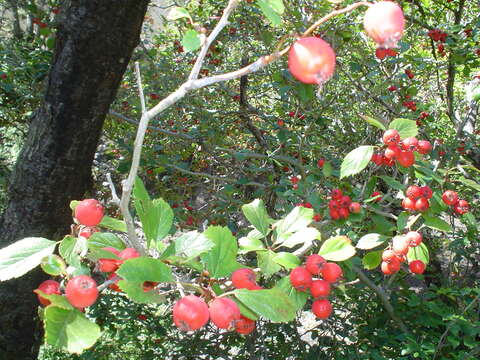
[0,1,149,358]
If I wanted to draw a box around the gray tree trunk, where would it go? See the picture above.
[0,0,149,358]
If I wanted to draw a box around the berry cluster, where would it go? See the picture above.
[442,190,470,215]
[402,185,433,212]
[328,188,361,220]
[289,255,342,319]
[381,231,426,275]
[375,48,398,60]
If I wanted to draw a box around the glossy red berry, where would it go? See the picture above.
[382,129,400,145]
[173,295,210,331]
[313,213,322,222]
[409,260,426,274]
[384,145,400,160]
[74,199,104,226]
[310,279,331,298]
[209,297,241,330]
[317,159,325,168]
[329,208,340,220]
[417,140,432,155]
[305,254,326,276]
[453,199,469,215]
[415,197,430,212]
[290,267,313,291]
[442,190,459,206]
[382,249,396,262]
[402,197,416,211]
[231,268,258,290]
[349,202,361,213]
[312,299,333,319]
[331,188,343,200]
[402,137,419,152]
[119,248,140,260]
[235,315,256,335]
[381,257,401,275]
[375,48,388,60]
[321,262,343,283]
[329,199,341,211]
[79,227,98,239]
[397,150,415,167]
[288,37,336,85]
[65,275,99,308]
[363,1,405,48]
[421,186,433,199]
[406,231,422,247]
[406,185,422,200]
[98,247,121,273]
[392,236,409,256]
[35,280,61,306]
[338,207,350,219]
[371,191,382,202]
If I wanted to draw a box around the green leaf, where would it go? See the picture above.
[257,250,281,278]
[88,232,125,252]
[396,211,410,231]
[201,226,242,278]
[340,146,375,179]
[41,255,66,276]
[361,115,386,130]
[356,233,387,250]
[379,175,406,191]
[116,257,173,282]
[166,7,191,21]
[182,30,201,52]
[362,251,382,270]
[59,236,80,265]
[0,237,56,281]
[118,280,167,304]
[232,298,259,320]
[423,215,452,232]
[257,0,283,26]
[44,307,101,354]
[457,176,480,192]
[98,216,127,232]
[272,252,301,269]
[33,291,73,310]
[241,199,273,236]
[407,243,429,264]
[133,177,174,248]
[173,231,214,258]
[278,227,321,248]
[234,288,296,322]
[389,118,418,139]
[274,277,309,311]
[274,206,313,241]
[319,236,356,261]
[238,232,265,254]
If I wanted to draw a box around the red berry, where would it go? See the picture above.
[235,315,256,335]
[388,85,397,91]
[384,145,400,160]
[329,199,341,211]
[381,257,401,275]
[310,279,331,298]
[231,268,258,290]
[65,275,99,309]
[74,199,105,226]
[402,137,419,152]
[305,254,326,275]
[417,140,432,155]
[382,249,396,262]
[290,267,313,291]
[406,231,422,247]
[321,262,343,283]
[371,191,382,202]
[453,199,469,215]
[371,153,383,165]
[442,190,459,206]
[173,295,210,331]
[339,195,352,208]
[349,202,361,214]
[376,48,388,60]
[415,197,429,212]
[277,119,284,127]
[406,185,422,200]
[363,1,405,48]
[329,208,340,220]
[402,197,416,211]
[35,280,61,306]
[209,297,241,330]
[338,207,350,219]
[421,186,433,199]
[312,299,333,319]
[382,129,400,145]
[98,247,121,273]
[288,37,336,85]
[119,248,141,260]
[397,150,415,167]
[317,159,325,168]
[313,213,322,222]
[290,176,299,184]
[331,188,343,200]
[392,236,409,256]
[409,260,426,274]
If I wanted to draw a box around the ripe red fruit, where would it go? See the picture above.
[65,275,99,308]
[384,145,400,160]
[421,186,433,199]
[406,185,422,200]
[209,297,241,330]
[277,119,284,127]
[409,260,426,274]
[417,140,432,155]
[382,129,400,145]
[406,231,422,247]
[98,247,121,273]
[375,48,388,60]
[290,267,313,291]
[402,137,419,152]
[288,37,336,85]
[291,176,299,184]
[453,199,469,215]
[442,190,459,206]
[397,150,415,167]
[119,248,140,260]
[402,197,416,211]
[392,236,409,256]
[329,199,341,211]
[312,299,333,319]
[388,85,397,91]
[382,249,396,262]
[321,262,343,283]
[310,279,331,298]
[415,197,429,212]
[349,202,361,213]
[313,213,322,222]
[339,195,352,208]
[35,280,61,306]
[371,152,383,165]
[305,254,326,275]
[317,159,325,168]
[331,188,343,200]
[235,315,256,335]
[371,191,382,202]
[231,268,258,290]
[363,1,405,48]
[173,295,210,331]
[74,199,105,226]
[329,208,340,220]
[338,207,350,219]
[381,257,401,275]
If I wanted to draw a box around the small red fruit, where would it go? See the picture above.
[74,199,105,226]
[339,195,352,208]
[305,254,326,275]
[392,236,409,255]
[402,137,419,152]
[231,268,258,290]
[388,85,397,91]
[338,207,350,219]
[363,1,405,48]
[406,231,422,247]
[235,315,256,335]
[421,186,433,199]
[371,191,382,202]
[331,188,343,200]
[397,150,415,167]
[35,280,61,306]
[317,158,325,168]
[415,197,429,212]
[209,297,241,330]
[79,227,98,239]
[376,48,388,60]
[329,208,340,220]
[417,140,432,154]
[288,37,336,85]
[406,185,422,200]
[312,299,333,319]
[65,275,99,308]
[290,176,299,185]
[349,202,361,214]
[98,247,121,273]
[409,260,426,274]
[290,267,313,291]
[382,249,396,262]
[173,295,210,331]
[313,213,322,222]
[143,281,158,292]
[329,199,341,211]
[382,129,400,145]
[381,257,401,275]
[310,279,331,298]
[119,248,141,260]
[442,190,459,206]
[402,197,416,211]
[321,262,343,283]
[384,145,400,160]
[453,199,469,215]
